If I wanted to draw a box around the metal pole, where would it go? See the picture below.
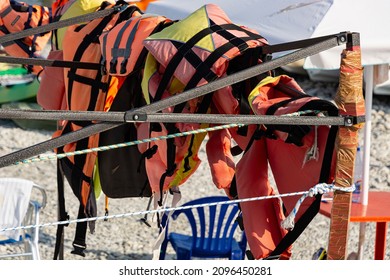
[356,65,374,260]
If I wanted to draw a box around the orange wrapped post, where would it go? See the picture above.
[327,33,365,260]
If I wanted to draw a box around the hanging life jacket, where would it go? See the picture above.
[37,0,165,110]
[52,1,143,258]
[0,0,51,74]
[233,75,338,260]
[140,4,269,204]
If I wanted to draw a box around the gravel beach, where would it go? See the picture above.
[1,72,390,260]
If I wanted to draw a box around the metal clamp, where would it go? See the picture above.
[124,111,147,122]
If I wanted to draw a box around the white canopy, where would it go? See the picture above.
[146,0,390,69]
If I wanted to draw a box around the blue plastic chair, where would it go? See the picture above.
[159,196,247,260]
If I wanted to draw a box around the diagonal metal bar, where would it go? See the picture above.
[0,33,343,70]
[135,33,344,114]
[0,6,122,45]
[0,33,346,168]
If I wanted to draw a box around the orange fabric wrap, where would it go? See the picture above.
[334,48,364,188]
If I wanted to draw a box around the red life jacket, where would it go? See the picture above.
[234,75,338,259]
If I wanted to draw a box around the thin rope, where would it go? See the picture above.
[281,183,355,230]
[14,109,321,165]
[0,183,352,233]
[15,123,244,165]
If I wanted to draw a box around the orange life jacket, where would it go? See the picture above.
[128,0,156,11]
[0,0,51,74]
[51,2,173,257]
[52,2,140,258]
[52,0,71,15]
[37,0,111,111]
[54,0,124,212]
[99,13,169,77]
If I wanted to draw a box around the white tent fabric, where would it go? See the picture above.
[146,0,390,69]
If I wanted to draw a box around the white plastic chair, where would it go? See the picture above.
[0,178,47,260]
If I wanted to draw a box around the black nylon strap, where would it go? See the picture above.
[0,24,34,57]
[267,100,338,259]
[70,205,88,257]
[67,71,108,91]
[100,32,109,74]
[121,18,141,75]
[53,159,68,260]
[170,41,218,86]
[183,35,260,91]
[0,5,12,17]
[109,17,141,74]
[23,5,33,30]
[264,96,310,146]
[109,18,132,73]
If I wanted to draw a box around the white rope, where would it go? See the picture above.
[0,183,352,234]
[280,183,356,230]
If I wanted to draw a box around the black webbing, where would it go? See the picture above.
[267,101,339,259]
[152,23,252,103]
[53,159,68,260]
[66,11,115,110]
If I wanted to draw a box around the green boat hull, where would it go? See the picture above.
[0,80,39,104]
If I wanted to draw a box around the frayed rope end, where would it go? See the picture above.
[281,215,295,231]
